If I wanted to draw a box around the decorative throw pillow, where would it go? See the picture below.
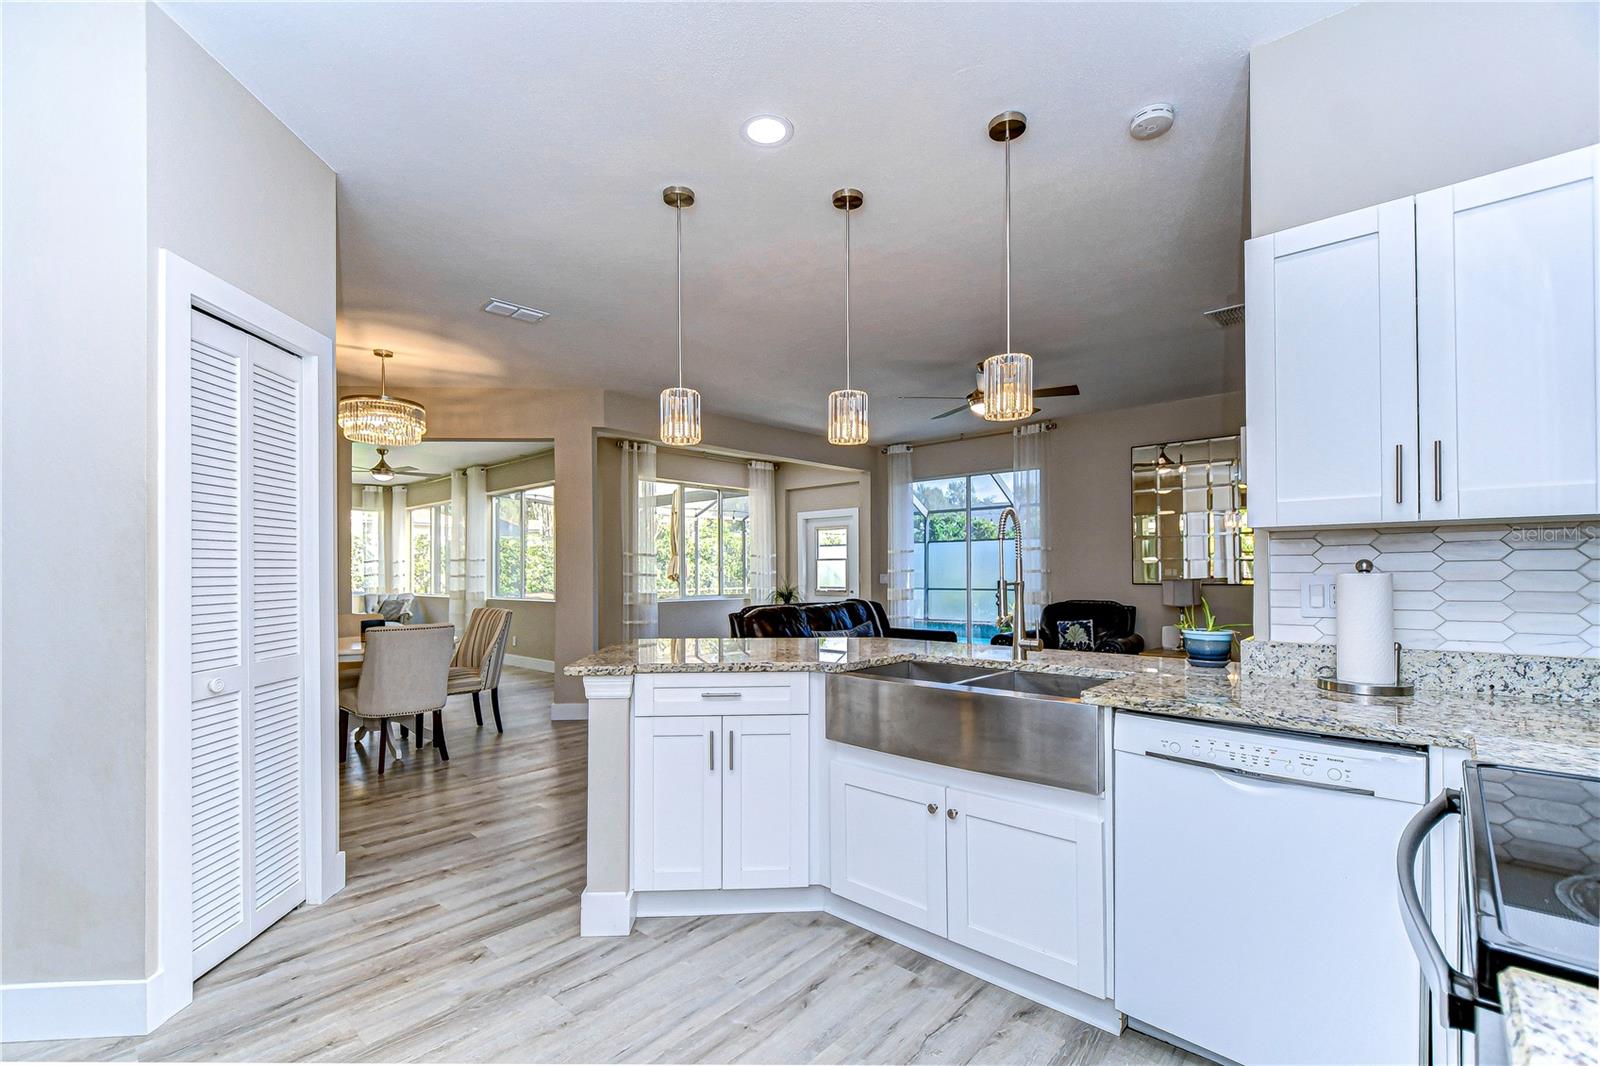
[814,620,876,638]
[1055,619,1096,652]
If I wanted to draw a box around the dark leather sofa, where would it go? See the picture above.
[991,598,1146,654]
[729,598,958,642]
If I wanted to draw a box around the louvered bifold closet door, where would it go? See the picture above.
[188,310,307,978]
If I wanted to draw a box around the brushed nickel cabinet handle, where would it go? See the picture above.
[701,691,742,700]
[1433,440,1443,503]
[708,730,715,772]
[727,730,734,772]
[927,802,939,815]
[1395,444,1403,504]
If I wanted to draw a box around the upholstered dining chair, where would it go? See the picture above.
[339,622,454,774]
[448,606,513,733]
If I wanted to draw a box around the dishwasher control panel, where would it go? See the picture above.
[1119,713,1427,803]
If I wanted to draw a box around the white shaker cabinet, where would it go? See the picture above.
[632,715,723,890]
[829,762,947,935]
[945,788,1106,996]
[1417,146,1600,521]
[722,714,809,890]
[1245,198,1418,527]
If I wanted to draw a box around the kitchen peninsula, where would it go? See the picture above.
[567,637,1600,1058]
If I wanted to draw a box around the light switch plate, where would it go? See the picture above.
[1300,574,1337,618]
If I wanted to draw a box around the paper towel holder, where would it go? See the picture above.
[1316,641,1415,697]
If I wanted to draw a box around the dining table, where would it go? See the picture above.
[337,636,365,663]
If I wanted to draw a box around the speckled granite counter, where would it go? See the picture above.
[1499,968,1599,1066]
[567,638,1600,774]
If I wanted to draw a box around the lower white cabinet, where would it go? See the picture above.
[829,760,1106,995]
[946,788,1105,996]
[632,713,809,892]
[829,761,947,934]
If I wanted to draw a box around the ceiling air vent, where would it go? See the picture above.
[483,299,549,323]
[1203,303,1244,328]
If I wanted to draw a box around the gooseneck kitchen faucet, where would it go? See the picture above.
[997,507,1042,662]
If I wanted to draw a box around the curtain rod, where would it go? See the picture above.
[880,420,1055,453]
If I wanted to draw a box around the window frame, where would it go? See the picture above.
[653,479,751,601]
[406,500,452,596]
[489,480,556,601]
[910,470,1026,643]
[349,505,385,595]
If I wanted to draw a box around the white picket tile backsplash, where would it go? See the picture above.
[1267,523,1600,657]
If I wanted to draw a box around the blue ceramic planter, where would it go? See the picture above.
[1181,629,1234,668]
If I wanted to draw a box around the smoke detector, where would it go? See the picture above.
[483,298,549,323]
[1129,103,1175,141]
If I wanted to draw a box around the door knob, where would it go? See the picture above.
[927,803,939,815]
[207,677,225,694]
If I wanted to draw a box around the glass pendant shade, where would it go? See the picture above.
[980,352,1034,421]
[659,386,702,446]
[338,350,425,445]
[827,388,870,446]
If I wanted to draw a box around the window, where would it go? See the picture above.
[813,525,850,594]
[408,502,452,595]
[653,481,749,599]
[491,484,555,599]
[911,472,1023,643]
[350,507,384,594]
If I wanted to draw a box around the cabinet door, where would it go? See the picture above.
[945,789,1105,996]
[1418,147,1599,520]
[632,715,721,891]
[1246,198,1418,526]
[723,715,809,889]
[829,762,946,935]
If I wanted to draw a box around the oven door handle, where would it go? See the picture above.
[1397,788,1477,1031]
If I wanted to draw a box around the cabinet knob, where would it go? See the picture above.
[947,808,959,820]
[206,677,226,694]
[927,803,939,815]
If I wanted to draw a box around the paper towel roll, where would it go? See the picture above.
[1335,563,1396,685]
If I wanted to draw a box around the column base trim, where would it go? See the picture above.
[579,889,636,936]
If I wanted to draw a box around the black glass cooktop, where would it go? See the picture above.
[1466,764,1600,982]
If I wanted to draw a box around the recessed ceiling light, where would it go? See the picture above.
[483,298,549,323]
[741,115,792,147]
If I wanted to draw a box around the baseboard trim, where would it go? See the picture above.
[504,654,555,672]
[635,886,827,918]
[550,701,588,721]
[1,976,154,1042]
[579,889,636,936]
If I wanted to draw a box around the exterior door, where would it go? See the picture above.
[631,715,722,891]
[945,788,1104,995]
[798,509,858,601]
[829,761,945,934]
[1245,198,1418,526]
[189,309,307,976]
[722,715,809,889]
[1418,146,1599,520]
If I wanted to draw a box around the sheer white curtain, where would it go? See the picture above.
[448,470,468,634]
[1013,424,1051,633]
[886,444,915,626]
[388,485,410,592]
[747,461,777,605]
[465,465,489,619]
[621,441,659,639]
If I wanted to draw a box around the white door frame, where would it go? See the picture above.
[153,250,341,1032]
[795,507,859,600]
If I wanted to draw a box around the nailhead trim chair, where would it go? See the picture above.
[448,607,513,733]
[339,623,455,774]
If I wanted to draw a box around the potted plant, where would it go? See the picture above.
[1178,597,1250,668]
[771,583,800,605]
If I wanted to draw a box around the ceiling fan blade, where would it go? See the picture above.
[1034,384,1081,398]
[899,395,966,401]
[931,404,971,420]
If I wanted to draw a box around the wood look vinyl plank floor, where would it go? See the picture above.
[3,667,1202,1065]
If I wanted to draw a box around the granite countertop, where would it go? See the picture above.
[1500,968,1599,1066]
[567,638,1600,774]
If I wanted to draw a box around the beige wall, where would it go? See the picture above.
[1250,2,1599,235]
[1,2,335,985]
[870,393,1253,650]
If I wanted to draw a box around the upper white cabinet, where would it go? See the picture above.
[1417,147,1600,521]
[1246,199,1418,528]
[1246,146,1600,527]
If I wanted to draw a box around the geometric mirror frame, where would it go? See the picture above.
[1131,434,1253,585]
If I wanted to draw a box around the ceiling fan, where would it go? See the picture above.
[359,447,445,483]
[900,363,1081,420]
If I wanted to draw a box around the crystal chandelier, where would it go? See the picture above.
[980,111,1034,422]
[337,349,426,446]
[827,187,869,446]
[659,185,702,446]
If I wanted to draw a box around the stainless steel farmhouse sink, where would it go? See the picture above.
[825,664,1106,794]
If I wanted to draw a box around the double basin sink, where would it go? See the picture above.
[825,661,1107,794]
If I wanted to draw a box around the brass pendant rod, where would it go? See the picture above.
[675,203,684,390]
[1003,134,1012,356]
[844,198,852,390]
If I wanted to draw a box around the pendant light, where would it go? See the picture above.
[659,185,702,446]
[338,348,427,446]
[827,187,869,445]
[980,110,1034,422]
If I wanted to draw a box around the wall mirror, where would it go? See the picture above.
[1131,434,1253,585]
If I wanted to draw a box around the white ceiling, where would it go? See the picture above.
[165,1,1348,442]
[351,440,552,485]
